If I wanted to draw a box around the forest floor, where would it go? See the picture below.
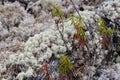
[0,0,120,80]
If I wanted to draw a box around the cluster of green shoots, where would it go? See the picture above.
[51,3,64,20]
[97,18,114,36]
[97,18,115,48]
[59,55,73,75]
[70,15,87,40]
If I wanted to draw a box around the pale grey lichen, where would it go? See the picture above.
[0,0,120,80]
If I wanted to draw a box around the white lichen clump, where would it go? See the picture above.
[24,20,76,62]
[98,63,120,80]
[98,0,120,21]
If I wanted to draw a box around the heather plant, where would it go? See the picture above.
[69,15,89,52]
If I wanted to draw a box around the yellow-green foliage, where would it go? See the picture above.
[51,3,64,19]
[59,55,73,75]
[97,18,115,36]
[69,15,87,40]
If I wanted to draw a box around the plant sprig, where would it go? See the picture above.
[97,18,115,36]
[59,55,73,75]
[69,15,87,40]
[97,18,115,49]
[51,3,64,19]
[68,15,89,52]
